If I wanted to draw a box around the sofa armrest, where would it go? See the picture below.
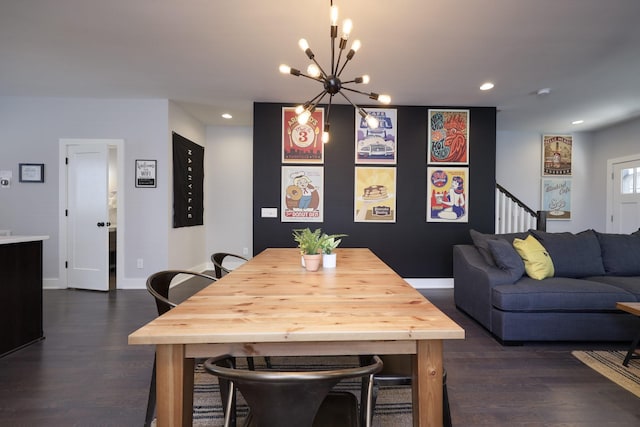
[453,244,517,331]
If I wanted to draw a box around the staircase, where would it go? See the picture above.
[495,184,547,233]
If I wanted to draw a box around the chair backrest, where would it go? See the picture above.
[146,270,216,316]
[211,252,248,279]
[205,355,383,427]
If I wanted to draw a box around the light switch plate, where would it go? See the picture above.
[261,207,278,218]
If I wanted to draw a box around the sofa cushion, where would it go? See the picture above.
[586,276,640,299]
[530,230,605,278]
[595,232,640,276]
[492,277,635,312]
[487,238,525,281]
[469,229,529,266]
[513,235,554,280]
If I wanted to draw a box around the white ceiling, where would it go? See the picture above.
[2,0,640,133]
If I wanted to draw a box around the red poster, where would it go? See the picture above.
[282,107,324,164]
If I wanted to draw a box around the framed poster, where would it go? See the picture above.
[281,166,324,222]
[172,133,204,228]
[135,159,157,188]
[427,109,469,165]
[355,108,397,164]
[282,107,324,164]
[354,167,396,223]
[542,134,572,176]
[541,178,571,219]
[18,163,44,182]
[427,167,468,223]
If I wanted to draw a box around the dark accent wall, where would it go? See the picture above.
[253,102,496,277]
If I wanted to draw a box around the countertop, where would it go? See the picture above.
[0,235,50,245]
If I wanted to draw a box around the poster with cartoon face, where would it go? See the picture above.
[281,166,324,222]
[282,107,324,164]
[427,167,469,223]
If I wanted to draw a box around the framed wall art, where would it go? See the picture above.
[135,159,157,188]
[282,107,324,164]
[281,166,324,222]
[19,163,44,183]
[354,167,396,223]
[427,109,469,165]
[427,167,468,223]
[541,178,571,219]
[542,134,572,176]
[355,108,397,164]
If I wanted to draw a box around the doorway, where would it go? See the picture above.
[607,153,640,233]
[59,139,124,291]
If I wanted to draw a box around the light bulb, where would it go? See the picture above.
[361,75,370,84]
[330,5,338,26]
[295,104,305,115]
[366,115,379,129]
[279,64,291,74]
[307,64,321,77]
[378,94,391,104]
[351,40,361,52]
[298,110,311,125]
[322,131,330,143]
[298,38,309,51]
[341,19,352,39]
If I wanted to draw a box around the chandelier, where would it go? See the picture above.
[279,0,391,143]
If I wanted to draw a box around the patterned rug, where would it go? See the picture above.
[572,350,640,398]
[192,356,412,426]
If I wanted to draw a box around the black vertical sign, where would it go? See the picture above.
[172,132,204,228]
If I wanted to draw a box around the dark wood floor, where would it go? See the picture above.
[1,284,639,426]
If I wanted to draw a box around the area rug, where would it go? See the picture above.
[572,350,640,398]
[192,356,412,426]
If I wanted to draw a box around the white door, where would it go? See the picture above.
[611,158,640,233]
[67,144,110,291]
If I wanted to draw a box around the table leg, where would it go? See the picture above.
[412,340,443,427]
[623,329,640,367]
[156,344,194,427]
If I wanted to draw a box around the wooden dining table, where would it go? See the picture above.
[129,248,465,426]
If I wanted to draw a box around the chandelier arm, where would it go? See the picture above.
[305,89,330,109]
[336,90,362,111]
[295,72,325,84]
[336,57,353,78]
[309,57,330,80]
[341,86,378,100]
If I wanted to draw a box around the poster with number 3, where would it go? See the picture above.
[282,107,324,164]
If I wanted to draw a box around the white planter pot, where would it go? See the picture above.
[322,253,337,268]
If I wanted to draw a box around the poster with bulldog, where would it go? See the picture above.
[281,166,324,222]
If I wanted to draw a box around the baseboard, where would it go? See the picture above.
[404,278,454,289]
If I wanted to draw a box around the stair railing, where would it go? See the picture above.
[495,184,547,233]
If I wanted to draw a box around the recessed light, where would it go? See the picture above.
[571,120,584,125]
[480,82,494,91]
[221,113,232,119]
[537,88,551,95]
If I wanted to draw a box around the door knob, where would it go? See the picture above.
[97,222,105,227]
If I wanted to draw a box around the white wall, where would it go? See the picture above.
[168,101,207,271]
[0,96,173,288]
[497,130,601,232]
[204,125,253,260]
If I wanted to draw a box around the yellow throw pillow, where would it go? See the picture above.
[512,235,554,280]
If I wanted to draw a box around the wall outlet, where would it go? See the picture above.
[136,258,143,269]
[261,207,278,218]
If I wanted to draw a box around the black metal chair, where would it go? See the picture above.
[211,252,249,279]
[204,355,384,427]
[359,354,452,427]
[145,270,231,427]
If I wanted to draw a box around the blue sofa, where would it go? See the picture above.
[453,229,640,344]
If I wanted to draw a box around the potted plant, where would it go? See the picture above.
[320,233,347,268]
[292,228,325,271]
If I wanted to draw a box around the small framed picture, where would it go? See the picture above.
[19,163,45,183]
[135,160,157,188]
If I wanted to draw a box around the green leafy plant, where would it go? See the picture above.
[320,233,347,254]
[292,228,347,255]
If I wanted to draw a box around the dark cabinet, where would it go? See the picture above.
[0,240,44,357]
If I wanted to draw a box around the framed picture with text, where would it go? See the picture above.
[135,160,157,188]
[541,178,571,219]
[19,163,44,183]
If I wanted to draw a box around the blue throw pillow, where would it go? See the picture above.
[595,232,640,276]
[487,238,525,281]
[470,229,529,266]
[530,230,605,278]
